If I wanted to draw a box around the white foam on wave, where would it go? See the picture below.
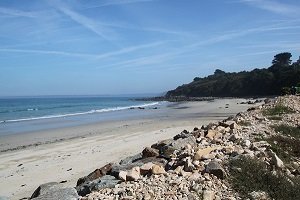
[0,102,161,124]
[27,108,38,111]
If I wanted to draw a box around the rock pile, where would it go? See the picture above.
[29,95,300,200]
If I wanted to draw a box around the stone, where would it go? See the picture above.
[243,139,251,147]
[215,126,225,133]
[111,157,167,177]
[140,162,154,175]
[151,139,173,151]
[214,132,223,140]
[126,167,140,181]
[93,175,121,190]
[31,182,61,198]
[194,147,217,160]
[159,145,177,159]
[173,130,189,140]
[229,122,240,130]
[249,191,270,200]
[76,163,113,186]
[160,137,196,159]
[31,182,79,200]
[228,134,239,142]
[183,157,194,172]
[270,151,284,168]
[76,175,120,196]
[205,161,225,179]
[188,172,202,181]
[142,147,159,158]
[174,165,184,174]
[151,164,166,175]
[201,153,215,160]
[118,171,127,181]
[119,153,142,165]
[205,130,218,140]
[202,190,215,200]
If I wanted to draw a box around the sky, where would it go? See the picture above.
[0,0,300,96]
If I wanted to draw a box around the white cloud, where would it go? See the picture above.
[96,41,166,59]
[0,48,96,58]
[84,0,155,9]
[0,7,35,18]
[239,0,299,15]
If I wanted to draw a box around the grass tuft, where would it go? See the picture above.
[237,121,252,126]
[267,116,283,121]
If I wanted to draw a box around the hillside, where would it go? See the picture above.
[166,52,300,97]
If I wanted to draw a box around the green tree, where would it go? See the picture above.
[214,69,226,75]
[272,52,292,66]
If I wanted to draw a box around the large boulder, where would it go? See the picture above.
[160,137,197,159]
[142,147,159,158]
[76,163,113,186]
[76,175,120,196]
[30,182,79,200]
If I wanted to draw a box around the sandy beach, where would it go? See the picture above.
[0,99,256,199]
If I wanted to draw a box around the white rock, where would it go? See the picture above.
[202,190,215,200]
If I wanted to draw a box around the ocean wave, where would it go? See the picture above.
[0,102,161,123]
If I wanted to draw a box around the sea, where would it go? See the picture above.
[0,96,166,136]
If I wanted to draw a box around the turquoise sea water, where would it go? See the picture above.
[0,96,164,135]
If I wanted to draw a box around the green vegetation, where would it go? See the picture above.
[237,120,251,126]
[267,116,283,120]
[273,124,300,138]
[267,135,300,163]
[262,104,294,116]
[229,156,300,199]
[166,52,300,97]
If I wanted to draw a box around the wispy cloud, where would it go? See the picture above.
[51,1,118,41]
[0,7,35,18]
[239,0,300,15]
[189,23,300,48]
[0,48,96,58]
[96,41,166,59]
[0,41,166,60]
[84,0,155,9]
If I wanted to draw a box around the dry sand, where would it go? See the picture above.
[0,99,256,199]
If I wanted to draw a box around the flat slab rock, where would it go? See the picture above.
[31,182,79,200]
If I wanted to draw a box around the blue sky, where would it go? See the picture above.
[0,0,300,96]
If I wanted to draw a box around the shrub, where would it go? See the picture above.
[228,156,300,199]
[267,135,300,163]
[263,104,294,116]
[273,124,300,138]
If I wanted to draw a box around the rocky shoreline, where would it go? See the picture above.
[29,95,300,200]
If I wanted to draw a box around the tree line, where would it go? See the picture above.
[166,52,300,97]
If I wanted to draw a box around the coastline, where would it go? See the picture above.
[0,98,257,199]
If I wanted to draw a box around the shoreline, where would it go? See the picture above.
[0,99,259,199]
